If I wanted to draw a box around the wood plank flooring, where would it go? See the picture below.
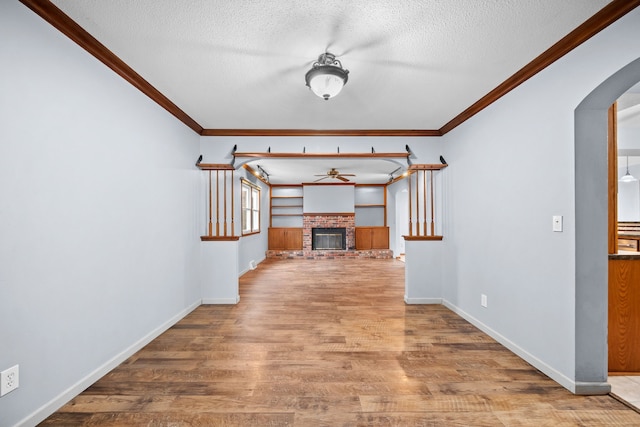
[40,259,640,426]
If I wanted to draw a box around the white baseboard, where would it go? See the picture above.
[239,256,266,277]
[441,299,610,395]
[404,296,443,304]
[17,300,202,427]
[202,296,240,304]
[574,381,611,395]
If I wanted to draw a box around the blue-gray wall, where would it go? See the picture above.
[440,7,640,393]
[0,3,201,426]
[4,1,640,425]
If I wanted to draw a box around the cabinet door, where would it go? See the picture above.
[355,227,372,250]
[371,227,389,249]
[609,259,640,372]
[268,228,286,250]
[285,228,303,250]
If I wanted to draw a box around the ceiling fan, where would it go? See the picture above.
[314,168,356,182]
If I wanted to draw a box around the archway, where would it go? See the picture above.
[574,56,640,393]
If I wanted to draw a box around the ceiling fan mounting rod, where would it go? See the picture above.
[315,52,342,68]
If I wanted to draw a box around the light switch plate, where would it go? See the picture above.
[553,215,563,232]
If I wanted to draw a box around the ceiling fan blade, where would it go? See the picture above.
[338,174,356,176]
[337,34,391,57]
[325,14,346,53]
[206,43,307,61]
[347,56,436,71]
[314,176,330,182]
[336,176,350,182]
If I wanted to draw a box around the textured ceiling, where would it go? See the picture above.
[51,0,611,131]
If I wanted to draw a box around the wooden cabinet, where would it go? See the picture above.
[609,257,640,373]
[268,228,303,250]
[355,227,389,250]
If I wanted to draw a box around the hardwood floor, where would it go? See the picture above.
[40,259,640,426]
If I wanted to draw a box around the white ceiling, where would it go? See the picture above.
[51,0,611,131]
[44,0,626,184]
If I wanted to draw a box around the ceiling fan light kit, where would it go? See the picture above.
[305,52,349,100]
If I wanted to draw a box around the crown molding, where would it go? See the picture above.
[19,0,203,134]
[20,0,639,138]
[439,0,640,135]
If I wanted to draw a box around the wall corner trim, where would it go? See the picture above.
[574,382,612,395]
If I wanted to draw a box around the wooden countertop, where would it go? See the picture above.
[609,253,640,260]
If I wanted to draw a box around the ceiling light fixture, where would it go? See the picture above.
[305,52,349,101]
[620,156,638,183]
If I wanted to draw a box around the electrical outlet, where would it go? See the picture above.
[481,294,488,308]
[1,365,19,396]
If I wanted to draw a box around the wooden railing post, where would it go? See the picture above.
[224,171,228,236]
[231,170,235,237]
[408,171,413,237]
[197,163,238,241]
[403,164,447,241]
[208,170,213,237]
[430,170,435,237]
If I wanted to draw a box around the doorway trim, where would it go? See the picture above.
[574,56,640,394]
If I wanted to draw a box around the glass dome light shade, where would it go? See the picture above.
[620,172,638,183]
[305,65,349,100]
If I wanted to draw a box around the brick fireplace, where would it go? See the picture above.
[303,214,355,251]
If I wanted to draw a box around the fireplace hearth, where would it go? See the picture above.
[312,228,346,250]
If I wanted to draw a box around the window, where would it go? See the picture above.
[241,179,260,235]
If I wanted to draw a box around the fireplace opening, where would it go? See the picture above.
[312,228,346,250]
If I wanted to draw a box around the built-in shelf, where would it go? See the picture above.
[354,185,386,227]
[270,185,304,228]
